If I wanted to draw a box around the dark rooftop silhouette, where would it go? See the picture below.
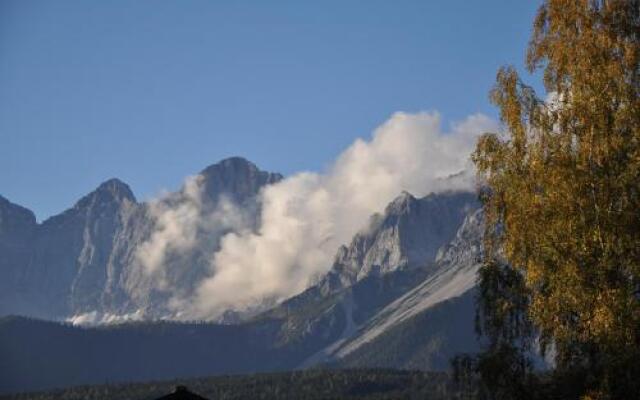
[154,386,209,400]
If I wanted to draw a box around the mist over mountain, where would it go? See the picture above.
[0,157,282,322]
[0,111,494,324]
[0,188,483,394]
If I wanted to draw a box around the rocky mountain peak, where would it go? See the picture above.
[385,191,418,214]
[0,195,37,226]
[198,157,283,204]
[94,178,136,203]
[65,178,136,216]
[200,157,277,178]
[0,195,36,240]
[321,191,478,292]
[202,156,258,172]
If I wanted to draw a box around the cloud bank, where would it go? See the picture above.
[135,175,205,284]
[132,111,497,320]
[134,175,251,292]
[181,111,498,319]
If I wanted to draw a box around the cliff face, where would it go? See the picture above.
[198,156,283,206]
[319,191,477,294]
[0,196,37,316]
[331,209,484,361]
[24,179,138,317]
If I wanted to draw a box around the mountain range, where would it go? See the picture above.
[0,157,484,394]
[0,157,282,321]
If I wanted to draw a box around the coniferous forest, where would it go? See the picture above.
[0,370,464,400]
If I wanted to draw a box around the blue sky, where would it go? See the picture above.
[0,1,541,220]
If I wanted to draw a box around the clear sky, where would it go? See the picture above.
[0,1,541,221]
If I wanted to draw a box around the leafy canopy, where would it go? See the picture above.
[471,0,640,398]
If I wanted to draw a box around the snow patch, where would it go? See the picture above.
[66,309,147,326]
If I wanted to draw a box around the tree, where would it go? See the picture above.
[470,1,640,399]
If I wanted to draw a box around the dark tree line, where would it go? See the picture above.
[0,369,464,400]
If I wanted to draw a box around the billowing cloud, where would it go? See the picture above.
[135,176,204,284]
[185,111,499,319]
[134,175,251,290]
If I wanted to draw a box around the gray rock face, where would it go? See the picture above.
[1,179,142,318]
[267,207,484,370]
[319,191,477,294]
[0,157,282,320]
[331,209,484,360]
[199,156,283,206]
[0,196,37,316]
[0,196,37,240]
[32,179,137,316]
[331,210,484,370]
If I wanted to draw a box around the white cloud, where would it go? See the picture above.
[134,175,251,290]
[185,111,498,319]
[66,310,147,326]
[135,175,204,285]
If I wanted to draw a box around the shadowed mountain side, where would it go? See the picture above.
[0,292,477,396]
[337,289,479,370]
[0,316,281,394]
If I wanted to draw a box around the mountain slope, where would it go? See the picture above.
[338,290,478,371]
[333,209,482,359]
[256,192,480,368]
[0,316,278,394]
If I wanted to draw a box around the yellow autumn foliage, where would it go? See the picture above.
[472,1,640,398]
